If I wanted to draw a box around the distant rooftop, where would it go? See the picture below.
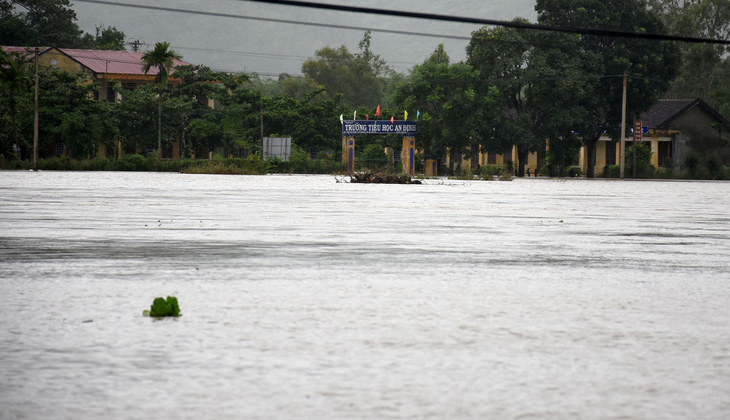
[639,99,729,130]
[54,48,191,76]
[2,46,191,76]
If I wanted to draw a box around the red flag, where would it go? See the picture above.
[366,115,369,122]
[391,116,394,123]
[375,105,381,117]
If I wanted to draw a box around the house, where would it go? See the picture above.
[34,47,191,102]
[2,46,200,159]
[581,98,730,175]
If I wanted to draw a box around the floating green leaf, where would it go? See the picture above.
[146,296,182,317]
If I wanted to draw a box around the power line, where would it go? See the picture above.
[170,44,421,66]
[73,0,475,41]
[171,46,311,62]
[240,0,730,45]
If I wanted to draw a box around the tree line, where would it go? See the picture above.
[1,0,729,177]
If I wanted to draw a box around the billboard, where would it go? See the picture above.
[342,120,417,135]
[263,137,291,161]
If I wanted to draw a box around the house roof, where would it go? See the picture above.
[639,98,730,130]
[54,48,190,76]
[3,46,192,76]
[1,46,48,58]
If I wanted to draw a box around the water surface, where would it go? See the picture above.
[1,171,729,419]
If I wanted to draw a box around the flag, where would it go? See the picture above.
[416,110,420,121]
[404,110,408,121]
[340,114,343,124]
[391,116,394,123]
[375,105,381,117]
[354,111,357,121]
[366,114,369,122]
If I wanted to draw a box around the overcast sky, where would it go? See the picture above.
[72,0,537,76]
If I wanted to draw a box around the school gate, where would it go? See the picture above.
[341,120,418,175]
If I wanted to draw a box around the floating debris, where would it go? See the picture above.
[143,296,181,317]
[349,170,421,184]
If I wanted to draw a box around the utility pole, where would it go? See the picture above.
[619,73,627,180]
[260,100,264,141]
[633,129,637,179]
[128,39,142,52]
[33,47,39,171]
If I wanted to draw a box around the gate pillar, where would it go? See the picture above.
[402,136,415,175]
[342,136,355,174]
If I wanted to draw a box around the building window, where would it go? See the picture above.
[605,141,616,166]
[658,141,671,167]
[487,152,497,165]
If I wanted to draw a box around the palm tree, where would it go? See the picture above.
[141,42,182,160]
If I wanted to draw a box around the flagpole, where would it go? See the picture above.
[619,73,627,180]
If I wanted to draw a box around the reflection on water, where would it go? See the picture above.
[1,171,729,419]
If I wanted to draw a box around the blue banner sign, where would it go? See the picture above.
[342,120,417,135]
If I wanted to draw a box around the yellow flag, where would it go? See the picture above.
[404,110,408,121]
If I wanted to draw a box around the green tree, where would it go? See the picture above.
[0,48,32,158]
[22,68,116,158]
[141,41,182,160]
[467,24,600,176]
[535,0,681,178]
[170,64,225,157]
[393,45,491,172]
[0,0,82,46]
[302,31,392,108]
[80,25,126,50]
[113,83,157,154]
[287,89,343,155]
[647,0,730,115]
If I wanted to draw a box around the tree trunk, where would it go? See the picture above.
[585,135,600,178]
[157,97,162,161]
[517,146,529,177]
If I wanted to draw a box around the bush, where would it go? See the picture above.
[115,154,149,171]
[479,165,506,180]
[705,154,723,179]
[498,168,513,181]
[181,157,271,175]
[452,166,476,180]
[567,166,583,177]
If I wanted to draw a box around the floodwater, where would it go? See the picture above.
[1,171,729,419]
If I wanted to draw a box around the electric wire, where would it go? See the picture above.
[73,0,476,41]
[239,0,730,45]
[75,0,730,45]
[72,0,730,79]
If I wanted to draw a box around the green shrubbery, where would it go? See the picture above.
[269,146,341,174]
[478,164,512,181]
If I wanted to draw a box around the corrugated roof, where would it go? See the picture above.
[2,46,35,54]
[4,46,191,76]
[57,48,190,76]
[1,46,48,58]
